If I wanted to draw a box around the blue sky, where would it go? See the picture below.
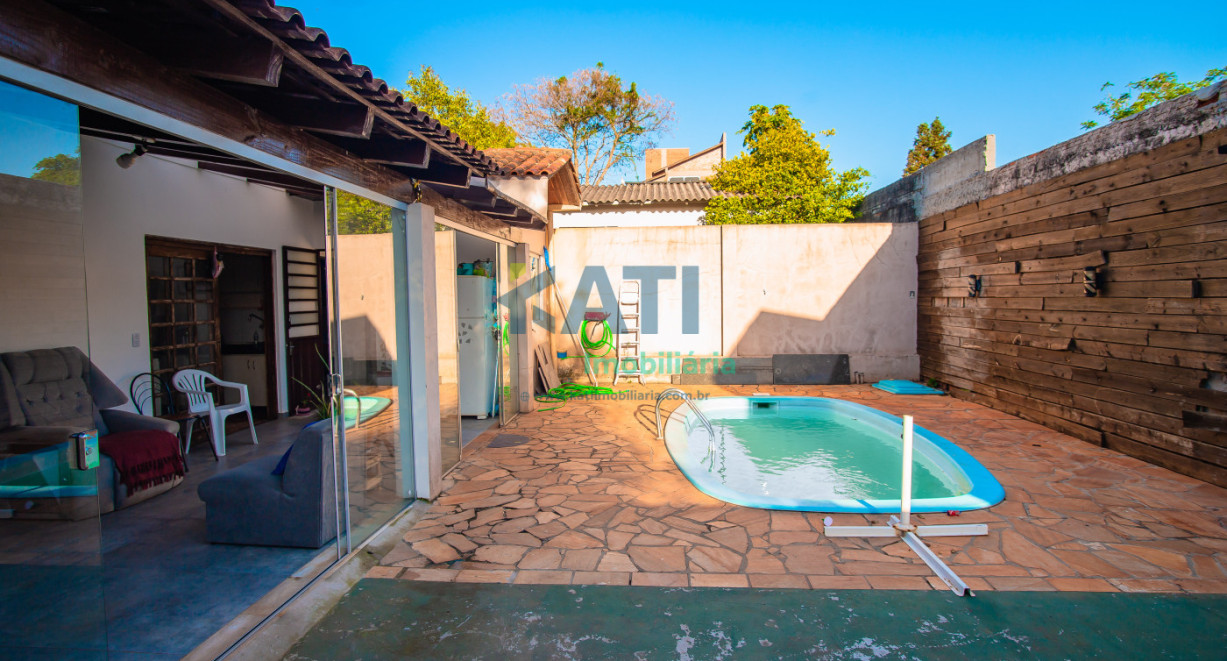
[16,1,1223,189]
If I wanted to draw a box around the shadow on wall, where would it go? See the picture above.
[339,314,392,386]
[723,224,917,370]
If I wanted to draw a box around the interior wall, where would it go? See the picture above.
[81,136,325,413]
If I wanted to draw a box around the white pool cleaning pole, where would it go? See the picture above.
[900,415,914,531]
[824,413,989,596]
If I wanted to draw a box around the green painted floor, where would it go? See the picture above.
[285,580,1227,660]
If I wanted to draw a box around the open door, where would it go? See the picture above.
[283,246,327,414]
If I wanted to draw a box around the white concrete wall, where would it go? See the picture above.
[0,174,89,354]
[551,226,724,380]
[552,223,919,381]
[81,136,324,412]
[721,224,918,381]
[554,208,704,228]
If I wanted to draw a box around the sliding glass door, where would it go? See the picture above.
[0,81,108,659]
[325,188,414,552]
[435,225,461,474]
[497,243,522,425]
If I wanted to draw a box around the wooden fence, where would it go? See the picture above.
[918,128,1227,487]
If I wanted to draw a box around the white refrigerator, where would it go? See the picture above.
[457,275,496,417]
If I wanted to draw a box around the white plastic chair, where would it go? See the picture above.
[171,369,258,457]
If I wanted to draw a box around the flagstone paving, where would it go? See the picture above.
[372,385,1227,593]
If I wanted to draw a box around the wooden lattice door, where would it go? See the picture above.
[145,238,222,408]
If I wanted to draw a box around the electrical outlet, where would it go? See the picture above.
[131,333,140,348]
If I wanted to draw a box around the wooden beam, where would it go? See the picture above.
[140,144,253,168]
[224,90,374,139]
[161,36,284,87]
[197,162,317,191]
[198,0,480,171]
[0,4,403,193]
[328,135,429,166]
[389,157,471,188]
[0,2,512,238]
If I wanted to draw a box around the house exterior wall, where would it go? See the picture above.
[490,176,548,218]
[80,136,324,413]
[554,207,705,228]
[550,223,918,382]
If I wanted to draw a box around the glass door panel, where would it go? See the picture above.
[326,188,413,551]
[435,226,461,474]
[497,243,521,425]
[0,81,107,659]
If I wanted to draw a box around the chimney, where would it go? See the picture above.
[645,149,665,180]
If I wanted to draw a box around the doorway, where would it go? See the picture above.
[144,237,277,422]
[453,231,500,447]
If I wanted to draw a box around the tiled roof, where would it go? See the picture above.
[484,148,574,177]
[582,181,726,205]
[237,1,500,174]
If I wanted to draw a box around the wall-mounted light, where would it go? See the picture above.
[967,274,981,298]
[1083,266,1100,297]
[116,144,146,169]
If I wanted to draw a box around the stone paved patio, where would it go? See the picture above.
[370,385,1227,593]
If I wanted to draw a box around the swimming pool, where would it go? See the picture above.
[662,396,1003,513]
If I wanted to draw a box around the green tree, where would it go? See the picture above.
[903,117,952,176]
[30,151,80,186]
[336,190,392,234]
[507,63,674,185]
[1081,67,1226,129]
[703,105,869,225]
[403,66,517,150]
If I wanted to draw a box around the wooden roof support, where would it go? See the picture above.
[224,89,374,139]
[329,135,429,167]
[161,35,284,87]
[389,159,471,188]
[198,0,479,173]
[197,161,318,190]
[0,2,404,200]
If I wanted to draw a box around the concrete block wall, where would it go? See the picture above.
[550,223,919,382]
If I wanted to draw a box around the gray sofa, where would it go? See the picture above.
[0,347,183,517]
[197,420,337,548]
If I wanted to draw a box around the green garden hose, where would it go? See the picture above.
[535,383,621,412]
[580,318,615,357]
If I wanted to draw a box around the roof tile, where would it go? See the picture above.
[484,148,574,177]
[581,181,727,205]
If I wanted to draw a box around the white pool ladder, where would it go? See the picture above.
[654,388,714,440]
[614,280,645,386]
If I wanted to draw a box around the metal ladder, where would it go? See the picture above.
[654,388,714,439]
[614,279,645,385]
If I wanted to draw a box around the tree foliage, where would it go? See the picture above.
[507,63,674,186]
[336,190,392,235]
[30,151,80,186]
[403,66,518,150]
[903,117,952,176]
[703,105,869,225]
[1081,67,1226,130]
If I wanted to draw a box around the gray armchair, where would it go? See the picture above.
[197,420,337,548]
[0,347,182,516]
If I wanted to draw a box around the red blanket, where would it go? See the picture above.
[98,430,185,496]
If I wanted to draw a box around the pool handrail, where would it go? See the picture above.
[343,388,361,429]
[655,388,714,440]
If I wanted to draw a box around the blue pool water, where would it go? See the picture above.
[663,397,1004,513]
